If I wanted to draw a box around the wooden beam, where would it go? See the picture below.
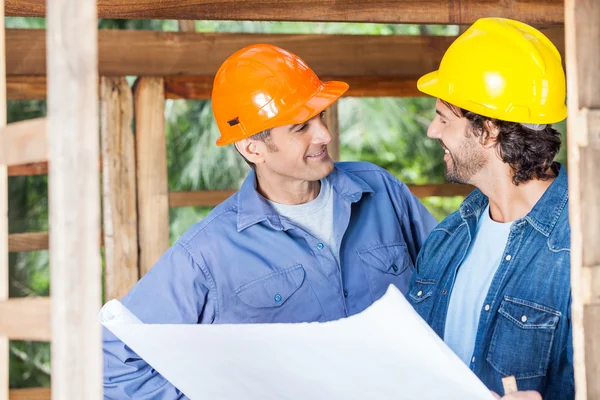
[178,20,195,33]
[101,77,139,301]
[8,232,48,252]
[7,75,424,101]
[47,0,102,396]
[9,388,50,400]
[326,103,340,162]
[5,0,565,24]
[168,184,474,208]
[6,76,46,100]
[165,76,423,100]
[0,118,47,166]
[0,297,51,341]
[0,0,9,396]
[7,162,48,176]
[134,77,169,277]
[5,28,566,79]
[565,0,600,399]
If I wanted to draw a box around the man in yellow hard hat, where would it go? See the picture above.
[408,18,573,399]
[103,44,438,398]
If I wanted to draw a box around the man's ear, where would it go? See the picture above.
[235,139,266,165]
[481,120,500,149]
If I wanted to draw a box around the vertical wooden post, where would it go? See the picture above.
[178,20,196,32]
[326,103,340,162]
[134,77,170,277]
[101,77,139,301]
[0,0,9,396]
[565,0,600,399]
[47,0,102,395]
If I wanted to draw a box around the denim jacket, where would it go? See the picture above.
[408,164,573,399]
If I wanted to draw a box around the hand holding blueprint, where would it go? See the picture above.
[100,286,495,399]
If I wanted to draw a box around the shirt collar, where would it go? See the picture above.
[459,163,568,237]
[236,165,374,232]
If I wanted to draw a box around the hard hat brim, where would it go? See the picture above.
[277,80,349,127]
[216,80,349,146]
[416,71,443,101]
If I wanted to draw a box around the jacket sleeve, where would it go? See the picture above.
[103,242,215,399]
[394,181,439,263]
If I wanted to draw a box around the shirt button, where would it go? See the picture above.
[521,315,528,323]
[391,264,399,272]
[472,357,476,363]
[417,290,423,297]
[484,304,491,311]
[316,243,324,250]
[343,290,348,298]
[442,289,448,295]
[274,294,282,302]
[505,255,512,261]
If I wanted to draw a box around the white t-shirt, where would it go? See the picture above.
[444,204,513,365]
[268,177,337,265]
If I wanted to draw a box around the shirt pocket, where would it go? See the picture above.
[486,296,561,379]
[357,242,414,297]
[234,265,324,323]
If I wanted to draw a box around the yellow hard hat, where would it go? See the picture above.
[417,18,567,124]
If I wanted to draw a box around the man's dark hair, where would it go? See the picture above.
[441,100,561,185]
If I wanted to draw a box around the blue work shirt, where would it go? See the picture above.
[103,161,438,399]
[408,163,573,399]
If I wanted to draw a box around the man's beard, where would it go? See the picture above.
[444,140,487,184]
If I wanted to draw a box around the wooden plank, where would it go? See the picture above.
[565,0,600,398]
[169,190,236,207]
[6,76,46,100]
[5,28,567,79]
[8,232,48,252]
[168,183,474,207]
[47,0,102,395]
[5,0,565,24]
[325,103,340,162]
[134,77,169,277]
[178,20,195,32]
[7,75,422,100]
[0,118,47,166]
[0,298,51,341]
[165,76,423,100]
[0,0,9,396]
[101,77,139,301]
[7,162,48,176]
[9,388,50,400]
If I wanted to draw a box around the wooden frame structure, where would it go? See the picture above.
[0,1,598,399]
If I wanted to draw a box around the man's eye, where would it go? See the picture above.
[297,124,308,132]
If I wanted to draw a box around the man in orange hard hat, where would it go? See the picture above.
[408,18,573,399]
[103,44,438,398]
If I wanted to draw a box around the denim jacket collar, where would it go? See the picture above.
[458,163,568,237]
[236,165,374,232]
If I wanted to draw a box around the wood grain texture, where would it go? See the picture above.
[0,297,51,341]
[101,77,139,301]
[0,118,47,166]
[46,0,103,394]
[134,77,170,277]
[5,0,564,24]
[9,388,50,400]
[168,184,474,207]
[5,28,565,79]
[565,0,600,398]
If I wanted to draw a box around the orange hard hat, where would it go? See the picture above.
[211,44,349,146]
